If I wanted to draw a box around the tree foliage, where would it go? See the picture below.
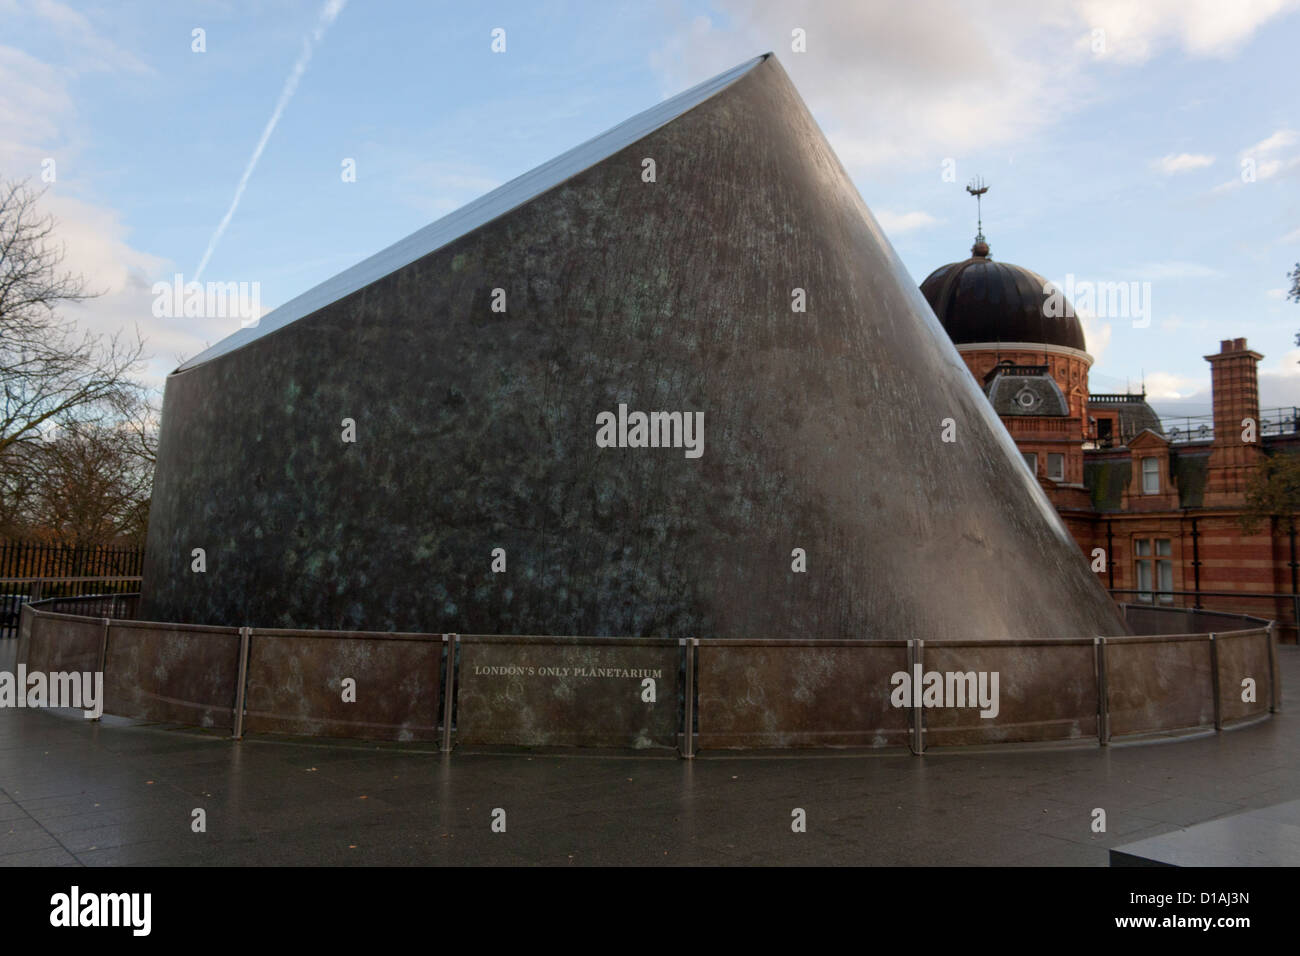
[1240,452,1300,534]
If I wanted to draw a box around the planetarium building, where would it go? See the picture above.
[17,54,1278,752]
[139,53,1122,643]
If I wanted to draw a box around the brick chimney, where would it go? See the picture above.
[1202,337,1263,506]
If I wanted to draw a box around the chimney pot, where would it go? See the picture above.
[1234,337,1247,351]
[1220,339,1233,352]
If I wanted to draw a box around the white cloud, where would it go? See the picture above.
[0,9,194,389]
[1260,349,1300,406]
[1079,0,1298,62]
[1151,152,1214,174]
[1079,312,1112,365]
[1281,228,1300,243]
[1255,156,1299,181]
[1135,261,1223,279]
[650,1,1297,177]
[874,210,937,234]
[1149,350,1300,412]
[0,44,75,173]
[38,193,181,390]
[1210,128,1300,189]
[1245,128,1298,155]
[650,2,1082,172]
[1144,370,1204,399]
[1266,288,1287,299]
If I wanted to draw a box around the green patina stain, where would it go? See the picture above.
[451,253,468,272]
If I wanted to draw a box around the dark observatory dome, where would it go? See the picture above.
[920,241,1087,352]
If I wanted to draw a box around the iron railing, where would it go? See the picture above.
[1110,588,1299,641]
[0,577,141,638]
[1158,406,1300,444]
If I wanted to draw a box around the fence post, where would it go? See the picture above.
[232,626,251,740]
[909,639,925,756]
[1096,637,1109,746]
[441,634,457,753]
[681,638,696,759]
[92,617,111,723]
[1268,621,1281,714]
[1209,634,1221,731]
[15,603,31,664]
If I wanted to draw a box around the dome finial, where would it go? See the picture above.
[966,176,990,257]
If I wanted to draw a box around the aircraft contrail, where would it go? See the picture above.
[194,0,347,282]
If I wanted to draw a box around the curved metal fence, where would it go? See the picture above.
[15,595,1282,755]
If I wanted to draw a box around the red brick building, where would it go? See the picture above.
[922,239,1300,637]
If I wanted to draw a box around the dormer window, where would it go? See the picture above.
[1141,456,1160,494]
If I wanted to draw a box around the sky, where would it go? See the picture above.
[3,0,1300,421]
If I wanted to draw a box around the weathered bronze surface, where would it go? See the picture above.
[697,641,910,748]
[24,615,100,675]
[242,629,442,741]
[14,602,1276,750]
[1107,637,1215,737]
[102,621,242,729]
[923,640,1098,746]
[1123,606,1259,635]
[140,54,1124,644]
[456,636,679,748]
[1216,628,1272,724]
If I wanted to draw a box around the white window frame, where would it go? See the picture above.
[1155,539,1173,604]
[1046,453,1064,481]
[1141,457,1160,494]
[1134,537,1173,604]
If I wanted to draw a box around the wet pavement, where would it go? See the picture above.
[2,639,1297,866]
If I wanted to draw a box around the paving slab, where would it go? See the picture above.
[1111,799,1300,866]
[0,642,1296,866]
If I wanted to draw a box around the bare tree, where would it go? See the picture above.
[0,177,156,544]
[0,178,146,457]
[14,420,153,548]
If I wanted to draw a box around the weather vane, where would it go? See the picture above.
[966,176,989,243]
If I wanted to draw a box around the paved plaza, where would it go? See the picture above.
[2,639,1296,867]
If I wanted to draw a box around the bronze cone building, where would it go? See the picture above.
[141,54,1126,641]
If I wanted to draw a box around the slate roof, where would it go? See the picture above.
[986,372,1070,417]
[920,253,1087,352]
[1083,451,1209,511]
